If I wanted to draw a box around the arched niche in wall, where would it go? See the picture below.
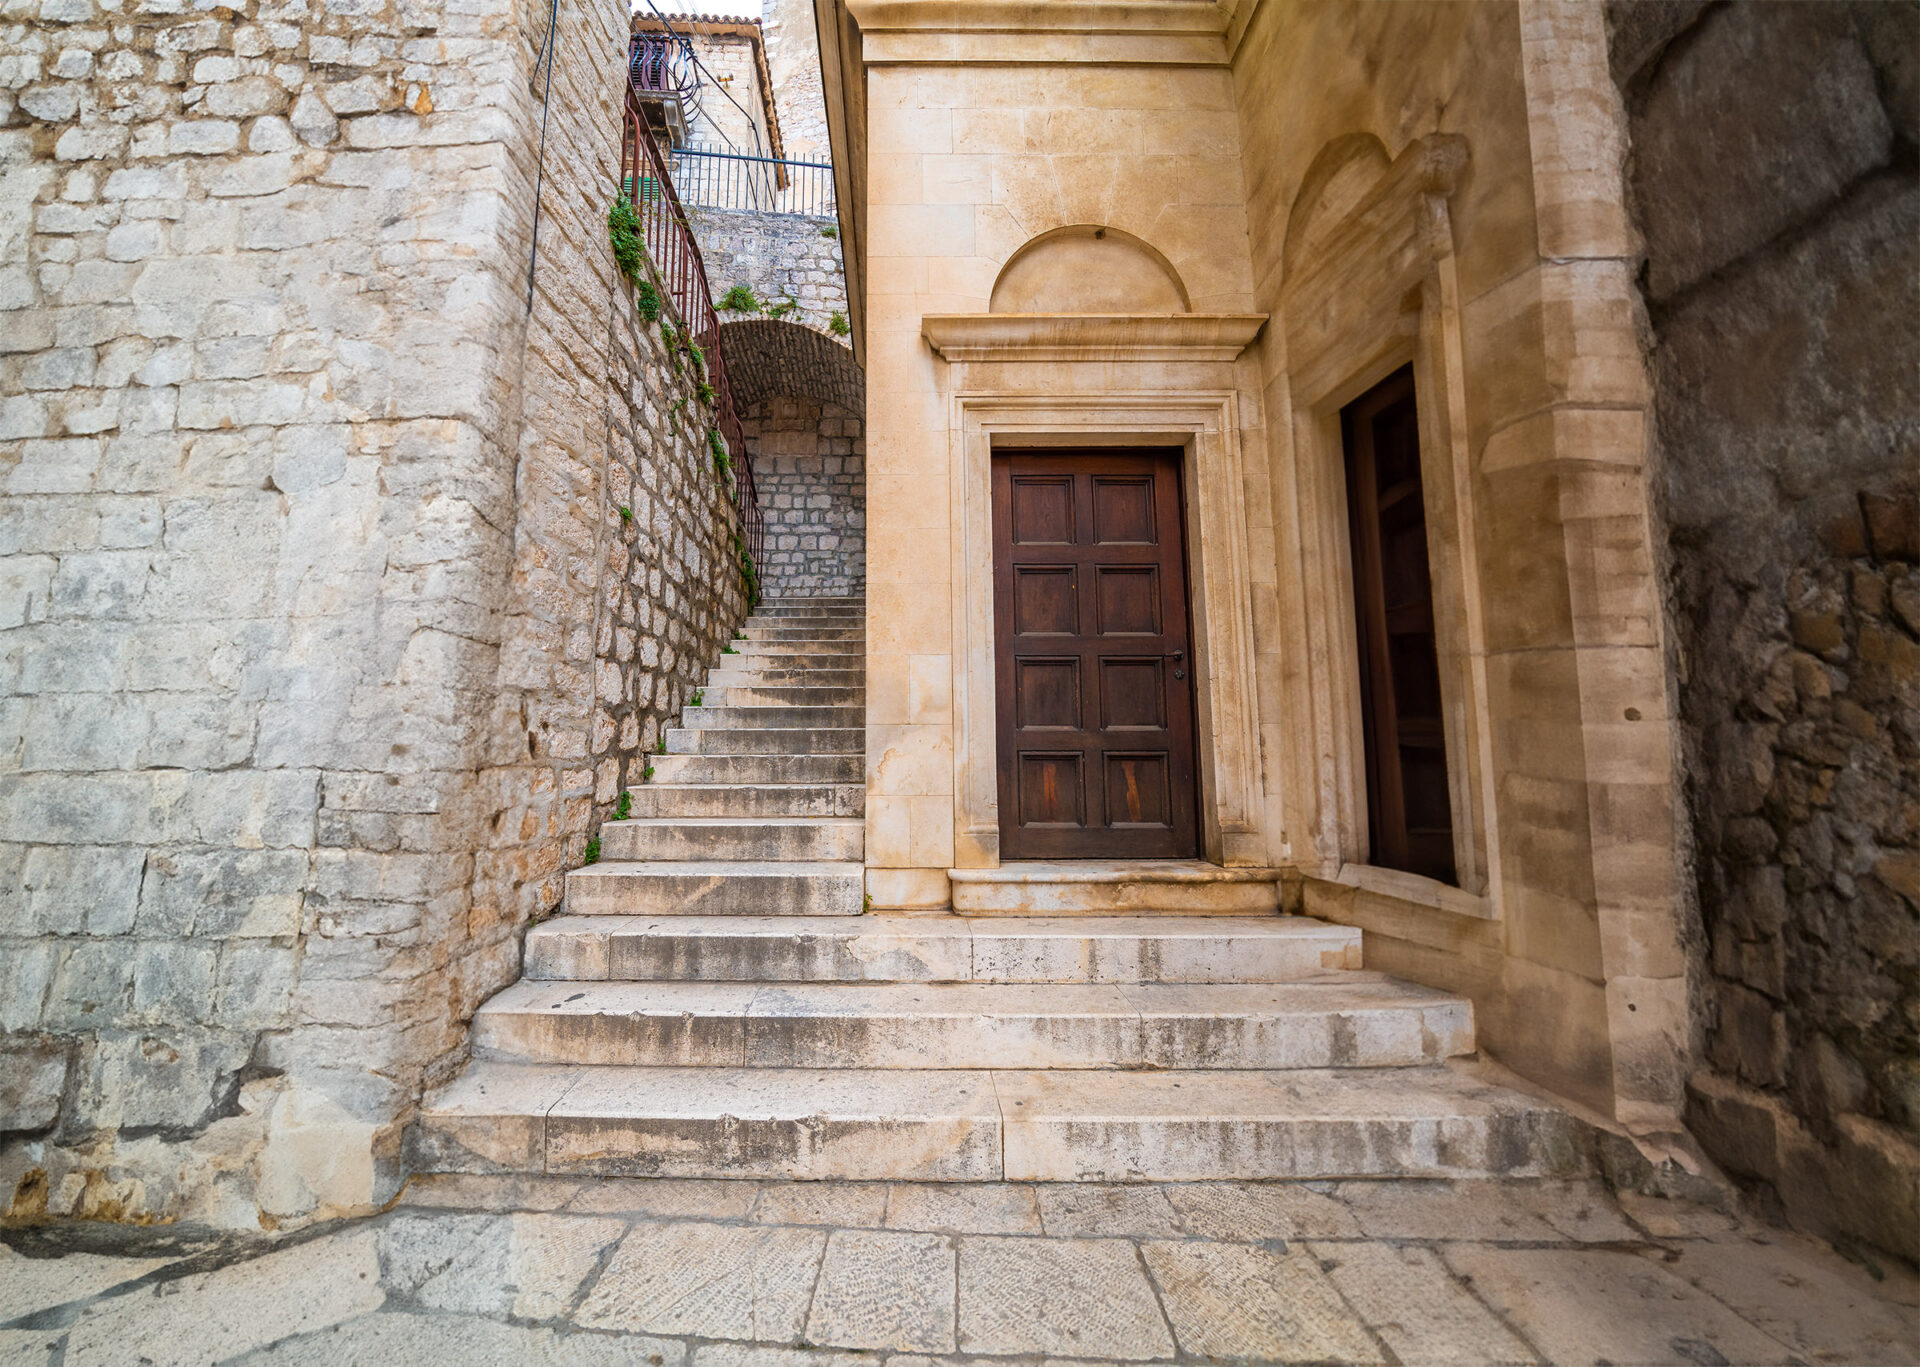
[1282,132,1393,283]
[988,225,1191,314]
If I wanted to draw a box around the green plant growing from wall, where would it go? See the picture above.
[618,504,633,524]
[708,427,731,480]
[690,688,703,706]
[730,532,761,609]
[696,380,716,407]
[642,764,655,781]
[821,225,837,238]
[583,835,601,865]
[829,311,850,338]
[766,296,799,321]
[635,278,662,322]
[612,790,631,821]
[656,736,667,753]
[719,284,762,313]
[685,339,706,378]
[607,199,644,280]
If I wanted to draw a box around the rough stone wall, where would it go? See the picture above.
[0,0,743,1230]
[740,395,864,598]
[1608,0,1920,1258]
[695,205,848,333]
[763,0,829,162]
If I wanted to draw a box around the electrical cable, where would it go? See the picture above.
[525,0,563,312]
[634,0,771,159]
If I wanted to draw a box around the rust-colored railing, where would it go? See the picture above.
[619,82,762,584]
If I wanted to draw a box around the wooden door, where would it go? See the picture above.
[1343,367,1456,884]
[992,449,1199,859]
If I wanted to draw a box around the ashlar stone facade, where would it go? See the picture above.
[814,0,1916,1265]
[0,0,745,1228]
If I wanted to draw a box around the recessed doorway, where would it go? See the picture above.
[1342,367,1456,884]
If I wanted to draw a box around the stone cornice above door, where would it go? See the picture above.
[846,0,1233,64]
[922,313,1267,364]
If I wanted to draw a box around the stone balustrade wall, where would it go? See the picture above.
[696,205,849,337]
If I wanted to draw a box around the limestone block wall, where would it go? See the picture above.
[696,205,849,334]
[1607,0,1919,1259]
[1222,0,1693,1140]
[740,395,864,598]
[0,0,742,1229]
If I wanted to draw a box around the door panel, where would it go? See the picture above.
[993,449,1199,859]
[1343,366,1457,884]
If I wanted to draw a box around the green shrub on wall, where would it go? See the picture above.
[607,199,643,280]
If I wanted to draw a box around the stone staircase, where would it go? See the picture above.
[412,596,1587,1183]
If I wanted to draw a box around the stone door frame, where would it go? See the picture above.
[1276,134,1502,920]
[924,314,1270,870]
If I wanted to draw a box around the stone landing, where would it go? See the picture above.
[412,597,1588,1183]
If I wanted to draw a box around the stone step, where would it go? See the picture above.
[707,668,867,688]
[743,626,865,642]
[717,657,865,679]
[950,860,1283,916]
[755,596,864,607]
[680,705,865,731]
[524,914,1361,983]
[747,610,866,623]
[623,782,864,819]
[707,684,865,708]
[648,753,863,785]
[724,643,867,663]
[410,1060,1588,1182]
[565,859,865,916]
[468,976,1473,1070]
[665,726,863,756]
[598,818,864,863]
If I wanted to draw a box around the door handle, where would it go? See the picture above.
[1169,649,1185,681]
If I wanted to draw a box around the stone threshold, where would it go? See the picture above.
[949,860,1285,915]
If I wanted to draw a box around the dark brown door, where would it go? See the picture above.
[1343,367,1456,884]
[992,449,1199,859]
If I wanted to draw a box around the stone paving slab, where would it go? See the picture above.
[3,1178,1914,1366]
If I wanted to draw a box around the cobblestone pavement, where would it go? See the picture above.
[3,1177,1915,1365]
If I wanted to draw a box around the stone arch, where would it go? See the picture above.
[719,319,866,598]
[1282,132,1393,281]
[988,224,1190,313]
[720,318,865,414]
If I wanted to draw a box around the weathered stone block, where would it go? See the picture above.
[0,1036,69,1133]
[1631,4,1893,300]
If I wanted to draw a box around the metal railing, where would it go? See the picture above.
[629,32,696,101]
[618,83,762,579]
[671,147,837,217]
